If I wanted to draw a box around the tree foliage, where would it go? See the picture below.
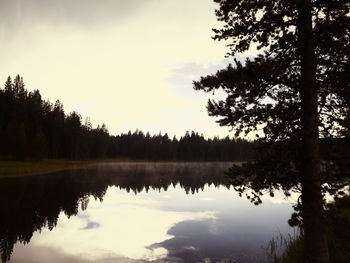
[194,1,349,262]
[194,0,349,200]
[0,76,254,161]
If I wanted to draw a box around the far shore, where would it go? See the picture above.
[0,159,125,178]
[0,159,242,178]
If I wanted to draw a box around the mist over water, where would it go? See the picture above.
[0,162,295,263]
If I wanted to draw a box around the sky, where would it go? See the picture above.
[0,0,256,138]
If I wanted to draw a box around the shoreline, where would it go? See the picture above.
[0,159,134,178]
[0,159,241,178]
[0,159,100,178]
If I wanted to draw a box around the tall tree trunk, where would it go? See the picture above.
[297,0,330,262]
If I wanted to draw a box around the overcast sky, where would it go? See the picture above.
[0,0,255,138]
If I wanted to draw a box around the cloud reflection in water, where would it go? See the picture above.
[3,163,294,263]
[11,186,217,262]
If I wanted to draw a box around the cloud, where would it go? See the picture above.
[0,0,238,138]
[166,59,235,101]
[0,0,148,29]
[80,220,100,230]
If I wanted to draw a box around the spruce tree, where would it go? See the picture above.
[194,1,349,262]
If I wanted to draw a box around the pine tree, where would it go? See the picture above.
[194,1,349,262]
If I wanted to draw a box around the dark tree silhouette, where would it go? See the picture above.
[194,1,349,262]
[0,76,255,161]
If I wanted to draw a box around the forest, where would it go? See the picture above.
[0,75,254,161]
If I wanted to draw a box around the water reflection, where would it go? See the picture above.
[0,162,294,263]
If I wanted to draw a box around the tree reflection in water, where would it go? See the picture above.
[0,162,233,263]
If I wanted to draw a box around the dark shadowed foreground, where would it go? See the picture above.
[0,162,294,263]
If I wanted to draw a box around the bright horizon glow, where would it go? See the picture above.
[0,0,258,138]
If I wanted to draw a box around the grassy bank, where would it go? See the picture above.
[0,159,101,178]
[0,159,237,178]
[0,159,136,178]
[269,195,350,263]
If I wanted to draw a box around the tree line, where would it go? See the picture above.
[0,75,254,161]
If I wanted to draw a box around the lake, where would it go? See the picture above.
[0,162,296,263]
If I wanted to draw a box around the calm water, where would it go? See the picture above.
[0,162,295,263]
